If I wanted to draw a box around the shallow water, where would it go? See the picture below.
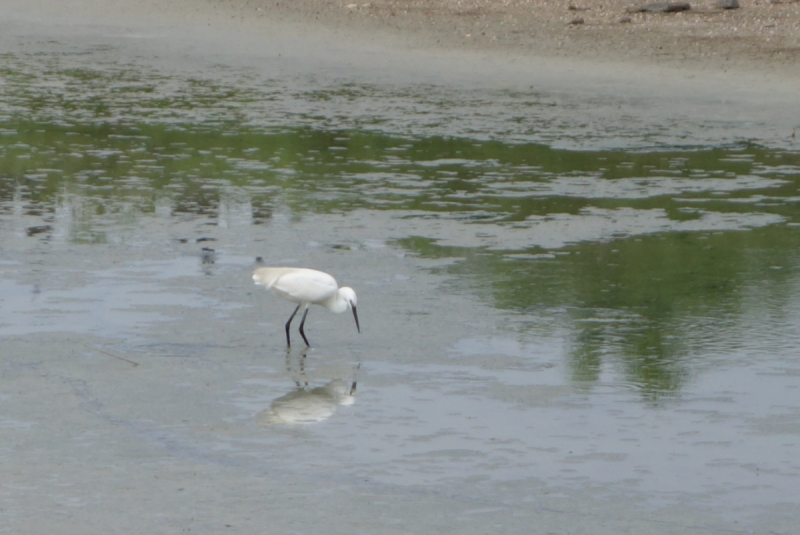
[1,20,800,534]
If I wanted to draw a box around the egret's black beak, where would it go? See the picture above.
[352,304,360,333]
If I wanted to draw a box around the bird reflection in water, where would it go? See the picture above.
[257,349,358,426]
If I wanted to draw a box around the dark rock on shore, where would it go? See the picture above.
[626,2,691,13]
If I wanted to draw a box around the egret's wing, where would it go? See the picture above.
[253,267,294,288]
[272,269,338,304]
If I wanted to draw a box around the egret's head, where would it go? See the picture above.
[338,287,359,333]
[339,287,357,308]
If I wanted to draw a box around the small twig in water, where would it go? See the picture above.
[84,345,139,367]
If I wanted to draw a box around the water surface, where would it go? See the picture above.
[1,29,800,534]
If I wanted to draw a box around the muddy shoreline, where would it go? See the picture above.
[7,0,798,150]
[11,0,800,77]
[236,0,800,75]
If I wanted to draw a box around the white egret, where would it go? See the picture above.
[252,267,360,347]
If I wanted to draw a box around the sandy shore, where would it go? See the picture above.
[9,0,800,78]
[234,0,800,74]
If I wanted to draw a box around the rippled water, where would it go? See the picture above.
[2,30,800,533]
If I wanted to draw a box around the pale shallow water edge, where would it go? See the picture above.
[3,0,800,151]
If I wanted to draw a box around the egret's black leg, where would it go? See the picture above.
[298,307,311,347]
[285,304,301,347]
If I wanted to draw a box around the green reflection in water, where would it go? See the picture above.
[400,223,800,398]
[4,120,799,218]
[2,59,800,398]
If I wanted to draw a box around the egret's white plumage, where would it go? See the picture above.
[253,267,359,347]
